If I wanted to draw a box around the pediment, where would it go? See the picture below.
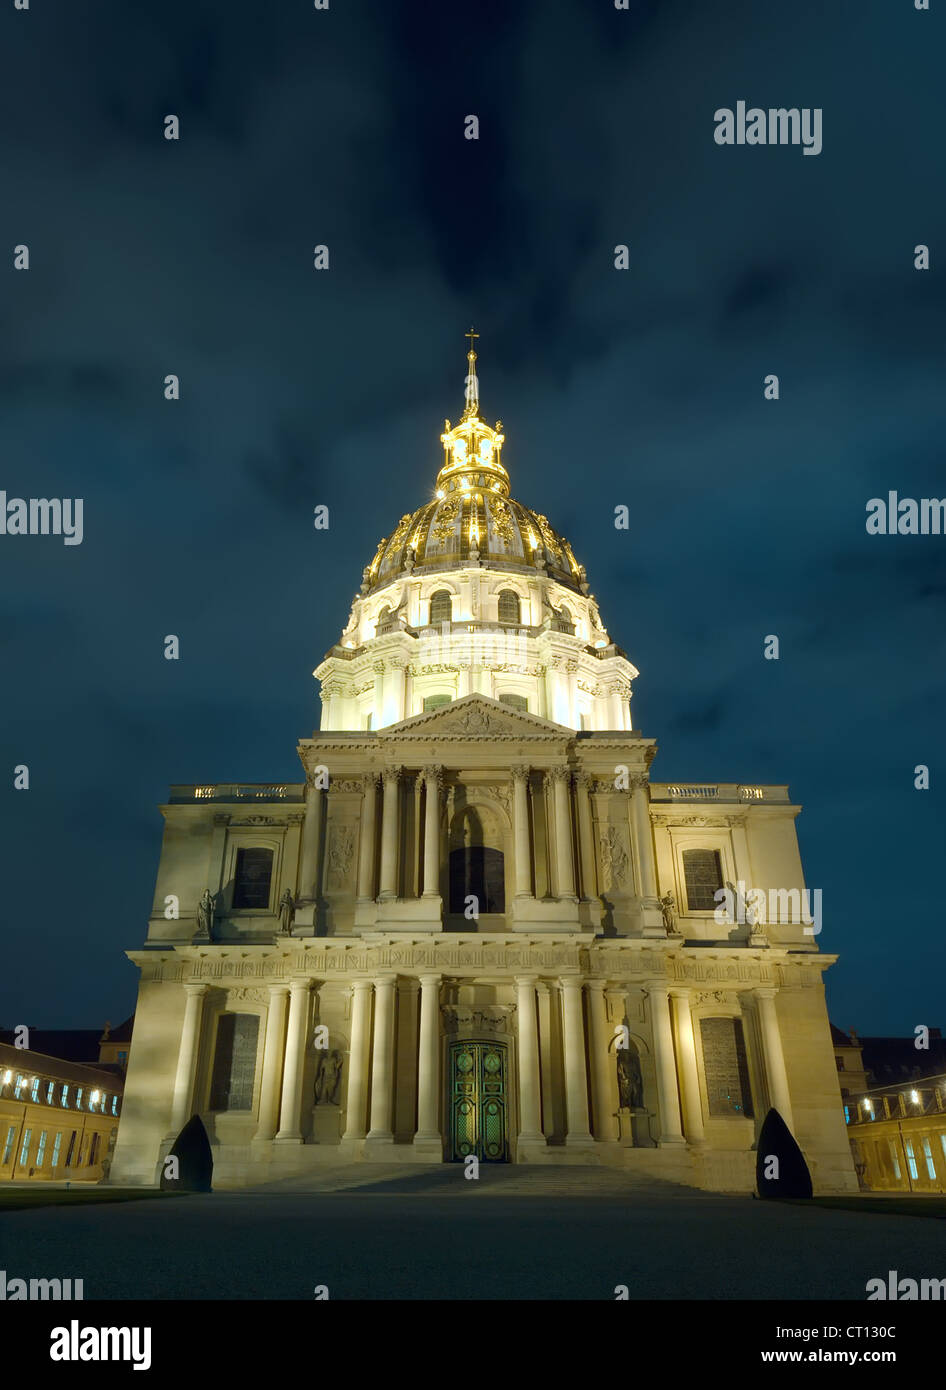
[382,694,573,740]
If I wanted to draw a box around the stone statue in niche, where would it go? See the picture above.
[658,891,679,935]
[617,1048,643,1110]
[314,1050,343,1105]
[195,889,216,940]
[277,889,295,935]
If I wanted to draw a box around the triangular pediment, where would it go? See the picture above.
[381,693,574,740]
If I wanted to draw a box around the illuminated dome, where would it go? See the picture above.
[315,332,637,734]
[362,337,587,597]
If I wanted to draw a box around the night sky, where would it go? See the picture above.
[1,0,943,1035]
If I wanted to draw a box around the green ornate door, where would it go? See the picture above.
[448,1040,509,1162]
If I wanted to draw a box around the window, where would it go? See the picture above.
[75,1088,83,1111]
[36,1131,48,1166]
[45,1081,55,1104]
[429,590,453,625]
[557,604,575,634]
[498,693,528,713]
[51,1132,62,1168]
[449,846,505,915]
[904,1137,918,1180]
[886,1139,901,1180]
[18,1129,32,1167]
[423,694,453,712]
[683,849,724,912]
[497,590,520,624]
[14,1075,25,1099]
[89,1133,100,1167]
[64,1131,77,1167]
[922,1137,936,1179]
[111,1095,119,1116]
[699,1017,754,1117]
[210,1013,260,1111]
[2,1125,15,1165]
[117,1051,127,1067]
[60,1084,69,1108]
[30,1076,40,1102]
[232,847,274,910]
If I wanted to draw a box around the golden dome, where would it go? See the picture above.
[363,334,587,597]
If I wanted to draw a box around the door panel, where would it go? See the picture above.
[449,1041,509,1162]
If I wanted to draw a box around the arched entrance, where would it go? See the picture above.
[448,1039,509,1162]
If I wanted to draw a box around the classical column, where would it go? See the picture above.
[535,981,556,1138]
[253,984,289,1142]
[422,766,442,897]
[515,975,546,1149]
[755,988,794,1132]
[378,766,401,901]
[575,772,597,900]
[632,777,658,900]
[275,980,312,1142]
[669,988,705,1146]
[560,976,594,1145]
[550,768,577,901]
[341,980,373,1142]
[512,765,533,898]
[168,982,209,1136]
[647,983,685,1145]
[298,772,325,904]
[413,974,442,1153]
[586,980,619,1142]
[356,773,379,902]
[366,975,397,1144]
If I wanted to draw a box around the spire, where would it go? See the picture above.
[462,325,480,419]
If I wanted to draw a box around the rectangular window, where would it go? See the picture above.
[922,1137,936,1179]
[64,1131,77,1167]
[18,1128,32,1167]
[682,849,724,912]
[232,847,274,910]
[497,692,528,712]
[14,1075,25,1099]
[423,693,453,712]
[111,1095,118,1116]
[699,1017,754,1118]
[209,1013,260,1111]
[118,1052,127,1067]
[2,1125,16,1165]
[45,1081,55,1104]
[904,1138,918,1180]
[51,1132,62,1168]
[75,1087,83,1110]
[88,1133,100,1166]
[36,1130,48,1166]
[30,1076,40,1102]
[61,1084,69,1107]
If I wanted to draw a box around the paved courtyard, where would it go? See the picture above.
[1,1166,941,1300]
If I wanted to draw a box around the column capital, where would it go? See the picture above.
[418,972,443,989]
[183,981,211,997]
[753,986,777,1001]
[372,972,398,989]
[558,973,583,992]
[421,764,443,788]
[549,764,572,783]
[643,980,670,999]
[266,982,290,998]
[585,978,608,994]
[382,765,402,787]
[350,978,374,996]
[511,764,531,784]
[574,769,593,790]
[362,771,380,790]
[514,973,538,989]
[288,978,313,996]
[668,985,693,1000]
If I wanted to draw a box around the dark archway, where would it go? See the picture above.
[449,846,505,915]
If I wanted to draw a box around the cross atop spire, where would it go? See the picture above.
[463,325,480,419]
